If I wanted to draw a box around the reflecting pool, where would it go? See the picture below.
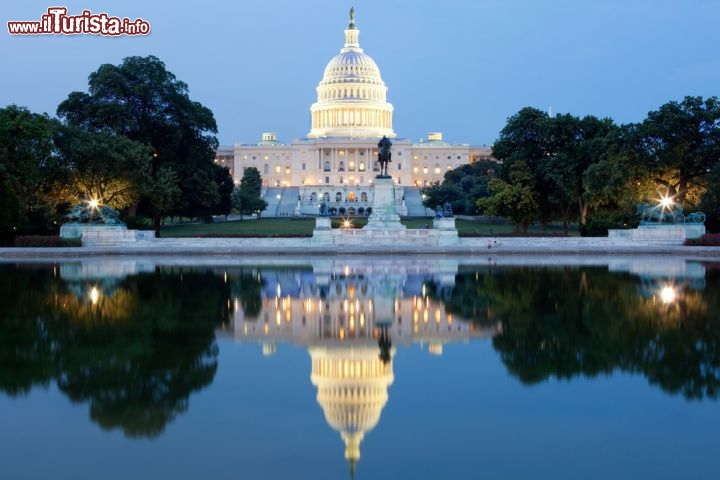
[1,256,719,479]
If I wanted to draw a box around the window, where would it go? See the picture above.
[302,163,306,171]
[264,164,269,174]
[397,163,402,170]
[338,161,345,172]
[325,176,330,184]
[324,161,331,171]
[285,166,290,174]
[275,166,281,173]
[336,192,342,202]
[361,192,368,202]
[359,162,366,171]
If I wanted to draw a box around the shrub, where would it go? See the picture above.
[581,213,627,237]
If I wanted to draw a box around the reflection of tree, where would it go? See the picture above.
[229,268,265,319]
[0,266,230,437]
[0,265,56,395]
[440,266,720,400]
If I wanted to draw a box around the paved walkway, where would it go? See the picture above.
[1,236,719,259]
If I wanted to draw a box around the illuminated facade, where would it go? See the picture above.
[216,9,493,215]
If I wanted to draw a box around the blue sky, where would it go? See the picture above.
[2,0,718,146]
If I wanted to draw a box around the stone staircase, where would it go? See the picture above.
[403,187,432,217]
[261,187,300,217]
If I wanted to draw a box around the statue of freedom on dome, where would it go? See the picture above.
[349,7,356,28]
[377,135,392,178]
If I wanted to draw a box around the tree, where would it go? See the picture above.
[57,55,221,235]
[53,126,152,210]
[477,161,538,232]
[421,182,464,213]
[543,114,617,230]
[0,105,63,240]
[231,167,267,220]
[635,96,720,207]
[423,161,499,215]
[212,165,234,218]
[700,163,720,232]
[492,107,556,223]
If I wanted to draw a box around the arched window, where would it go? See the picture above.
[310,192,317,202]
[323,192,330,201]
[361,192,368,202]
[336,192,342,202]
[264,163,269,174]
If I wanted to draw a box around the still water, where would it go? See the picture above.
[0,256,718,480]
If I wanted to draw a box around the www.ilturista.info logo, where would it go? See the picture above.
[7,7,150,36]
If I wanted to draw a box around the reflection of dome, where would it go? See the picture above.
[308,9,395,139]
[309,345,395,474]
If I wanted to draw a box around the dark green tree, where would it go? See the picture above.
[635,96,720,207]
[700,162,720,232]
[477,161,538,232]
[421,182,464,213]
[0,105,63,241]
[57,55,221,234]
[492,107,555,223]
[212,165,235,218]
[422,161,499,215]
[231,167,268,220]
[53,126,152,210]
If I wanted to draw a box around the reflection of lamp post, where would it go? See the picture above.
[89,286,100,305]
[659,284,677,304]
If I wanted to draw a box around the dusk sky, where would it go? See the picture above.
[2,0,719,146]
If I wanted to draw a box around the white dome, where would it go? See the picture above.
[308,9,395,138]
[320,51,384,90]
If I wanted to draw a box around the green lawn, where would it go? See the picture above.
[160,217,578,237]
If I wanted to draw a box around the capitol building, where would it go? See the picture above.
[215,9,493,216]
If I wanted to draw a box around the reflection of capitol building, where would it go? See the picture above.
[215,9,494,216]
[224,260,501,474]
[309,345,394,474]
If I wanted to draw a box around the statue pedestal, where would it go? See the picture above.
[315,217,331,230]
[312,216,334,243]
[431,217,459,245]
[60,223,155,246]
[364,178,405,230]
[433,217,456,230]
